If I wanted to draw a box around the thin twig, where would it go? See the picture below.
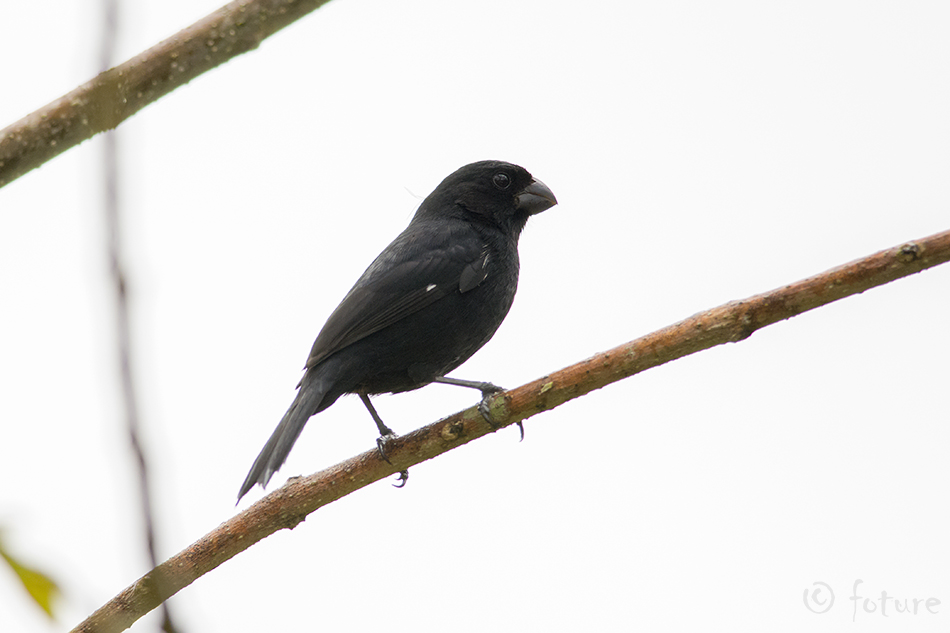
[99,1,178,631]
[70,228,950,633]
[0,0,334,189]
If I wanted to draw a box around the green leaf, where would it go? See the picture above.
[0,536,60,618]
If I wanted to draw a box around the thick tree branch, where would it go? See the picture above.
[70,228,950,633]
[0,0,334,189]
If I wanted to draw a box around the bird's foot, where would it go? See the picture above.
[476,383,504,425]
[377,434,410,487]
[476,385,524,440]
[376,432,397,464]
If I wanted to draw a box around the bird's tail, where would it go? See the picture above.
[237,369,331,502]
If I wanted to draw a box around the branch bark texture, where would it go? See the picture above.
[70,228,950,633]
[0,0,333,189]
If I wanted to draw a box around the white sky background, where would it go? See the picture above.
[1,0,949,631]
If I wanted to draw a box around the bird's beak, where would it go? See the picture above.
[515,178,558,215]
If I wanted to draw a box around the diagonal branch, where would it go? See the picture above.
[70,228,950,633]
[0,0,334,190]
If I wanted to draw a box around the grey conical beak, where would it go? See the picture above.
[515,178,557,215]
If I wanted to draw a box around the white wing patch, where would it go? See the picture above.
[458,247,492,293]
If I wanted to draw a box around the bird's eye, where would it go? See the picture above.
[492,172,511,190]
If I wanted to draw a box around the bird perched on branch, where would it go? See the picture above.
[238,160,557,502]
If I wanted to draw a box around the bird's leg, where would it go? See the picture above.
[432,376,504,393]
[359,393,409,485]
[359,392,395,437]
[431,376,524,441]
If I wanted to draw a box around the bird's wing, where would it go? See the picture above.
[304,225,488,369]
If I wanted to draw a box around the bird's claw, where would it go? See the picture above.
[377,435,409,487]
[477,396,496,427]
[476,385,523,440]
[477,386,503,426]
[376,432,397,464]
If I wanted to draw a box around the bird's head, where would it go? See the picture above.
[417,160,557,234]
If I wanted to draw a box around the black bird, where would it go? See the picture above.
[238,160,557,501]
